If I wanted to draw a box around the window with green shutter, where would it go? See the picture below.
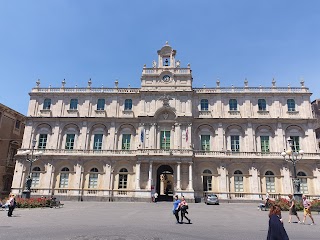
[231,135,240,152]
[160,131,170,150]
[290,136,300,151]
[122,134,131,150]
[201,135,210,151]
[260,136,270,153]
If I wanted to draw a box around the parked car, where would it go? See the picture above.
[204,194,219,205]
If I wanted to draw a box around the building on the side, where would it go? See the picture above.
[12,43,320,202]
[311,99,320,149]
[0,103,25,197]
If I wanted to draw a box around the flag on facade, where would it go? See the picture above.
[140,129,144,143]
[186,128,188,142]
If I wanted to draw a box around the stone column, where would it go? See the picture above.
[109,122,116,150]
[187,162,193,190]
[74,163,83,197]
[147,161,153,189]
[135,161,141,190]
[175,123,181,149]
[11,160,25,195]
[150,123,156,149]
[281,164,292,195]
[249,166,260,200]
[217,123,224,151]
[176,162,181,190]
[42,163,54,196]
[79,121,88,150]
[219,164,228,199]
[103,162,112,197]
[187,124,192,149]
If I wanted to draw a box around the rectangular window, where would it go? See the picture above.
[15,120,21,129]
[260,136,270,153]
[124,99,132,110]
[59,173,69,188]
[70,99,78,110]
[290,136,300,151]
[258,99,266,111]
[65,134,75,150]
[231,135,240,152]
[118,174,128,189]
[160,131,170,150]
[200,99,209,111]
[97,99,105,110]
[43,99,51,110]
[38,134,48,149]
[201,135,210,151]
[31,172,40,187]
[266,177,276,193]
[234,176,243,192]
[122,134,131,150]
[287,99,295,111]
[229,99,238,111]
[89,174,98,188]
[300,178,308,194]
[93,134,103,150]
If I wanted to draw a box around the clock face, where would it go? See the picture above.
[162,75,171,82]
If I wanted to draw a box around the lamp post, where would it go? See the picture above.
[21,139,43,199]
[281,137,304,201]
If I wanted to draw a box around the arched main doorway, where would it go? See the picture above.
[156,165,174,201]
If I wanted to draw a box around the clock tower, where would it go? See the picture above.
[140,42,193,92]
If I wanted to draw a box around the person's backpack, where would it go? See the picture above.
[13,199,17,208]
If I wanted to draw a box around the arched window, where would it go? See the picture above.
[43,99,51,110]
[89,168,99,189]
[200,99,209,111]
[265,171,275,193]
[124,99,132,110]
[258,99,266,111]
[297,171,308,194]
[31,167,41,188]
[287,99,295,112]
[203,169,212,191]
[229,99,238,111]
[234,170,243,192]
[59,167,69,188]
[118,168,128,189]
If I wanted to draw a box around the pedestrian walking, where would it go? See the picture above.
[288,194,301,223]
[172,195,181,224]
[267,205,289,240]
[179,196,191,224]
[302,195,315,225]
[7,193,16,217]
[154,192,158,203]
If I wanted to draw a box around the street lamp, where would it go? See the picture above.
[21,139,43,199]
[281,137,304,201]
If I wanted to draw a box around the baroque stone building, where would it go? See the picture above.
[0,103,25,197]
[12,43,320,201]
[311,99,320,149]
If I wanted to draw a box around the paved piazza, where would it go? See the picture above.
[0,202,319,240]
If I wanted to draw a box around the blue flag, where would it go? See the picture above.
[140,129,144,143]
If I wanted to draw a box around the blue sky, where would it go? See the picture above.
[1,0,319,115]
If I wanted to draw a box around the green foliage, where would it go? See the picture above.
[267,198,303,211]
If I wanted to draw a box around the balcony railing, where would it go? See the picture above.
[16,149,320,159]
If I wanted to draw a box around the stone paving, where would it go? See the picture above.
[0,201,319,240]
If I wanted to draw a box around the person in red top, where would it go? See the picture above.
[302,195,315,225]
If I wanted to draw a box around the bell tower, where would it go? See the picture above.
[141,42,192,91]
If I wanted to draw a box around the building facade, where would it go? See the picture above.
[12,43,320,201]
[0,103,25,197]
[311,99,320,150]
